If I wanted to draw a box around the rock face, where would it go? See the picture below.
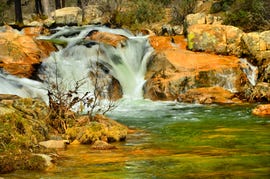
[0,26,55,78]
[185,16,270,102]
[252,104,270,116]
[66,114,128,144]
[187,24,244,56]
[186,14,270,62]
[145,35,248,102]
[52,7,83,25]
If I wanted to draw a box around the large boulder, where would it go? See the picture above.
[242,31,270,63]
[187,24,244,56]
[52,7,83,25]
[0,26,55,78]
[145,35,249,101]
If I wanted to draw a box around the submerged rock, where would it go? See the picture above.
[90,140,117,150]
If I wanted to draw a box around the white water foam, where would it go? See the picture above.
[0,26,154,103]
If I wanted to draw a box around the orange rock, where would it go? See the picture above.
[0,28,55,78]
[252,104,270,116]
[144,35,247,101]
[85,31,127,47]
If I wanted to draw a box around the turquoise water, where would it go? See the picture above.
[2,100,270,178]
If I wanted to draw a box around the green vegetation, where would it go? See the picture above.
[211,0,270,32]
[170,0,197,25]
[102,0,165,30]
[0,98,50,173]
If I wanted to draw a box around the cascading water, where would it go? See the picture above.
[0,25,154,101]
[239,58,258,86]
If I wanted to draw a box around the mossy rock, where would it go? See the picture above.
[66,114,128,144]
[0,97,50,173]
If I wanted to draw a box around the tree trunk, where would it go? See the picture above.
[77,0,82,8]
[35,0,43,15]
[42,0,51,17]
[61,0,65,8]
[14,0,23,26]
[55,0,61,9]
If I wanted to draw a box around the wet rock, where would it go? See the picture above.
[90,140,117,150]
[39,140,70,149]
[66,114,127,144]
[145,36,248,101]
[0,26,55,77]
[178,87,242,104]
[85,31,128,47]
[52,7,82,25]
[252,104,270,116]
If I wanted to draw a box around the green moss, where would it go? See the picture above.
[44,38,68,47]
[187,32,195,50]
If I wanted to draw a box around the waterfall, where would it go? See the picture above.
[239,58,258,86]
[0,25,154,101]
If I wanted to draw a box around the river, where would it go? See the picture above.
[2,100,269,178]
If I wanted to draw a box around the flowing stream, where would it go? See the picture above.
[2,101,270,178]
[0,26,269,178]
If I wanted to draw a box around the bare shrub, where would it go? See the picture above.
[43,49,117,133]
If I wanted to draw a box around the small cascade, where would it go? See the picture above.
[239,58,258,86]
[0,25,154,101]
[0,71,47,101]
